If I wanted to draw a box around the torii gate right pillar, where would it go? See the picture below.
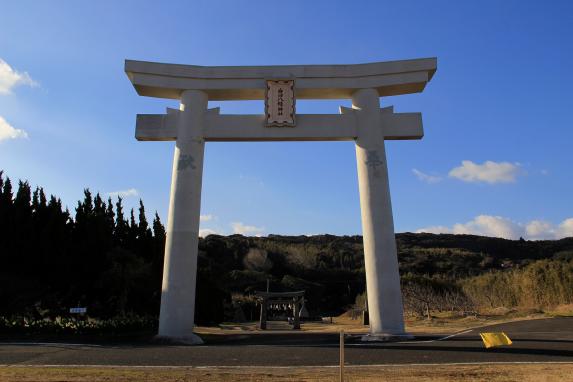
[353,89,410,340]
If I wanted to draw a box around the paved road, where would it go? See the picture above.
[0,318,571,366]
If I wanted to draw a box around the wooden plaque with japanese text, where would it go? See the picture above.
[265,80,295,127]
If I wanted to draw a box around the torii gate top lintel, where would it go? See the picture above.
[125,57,437,143]
[125,57,436,100]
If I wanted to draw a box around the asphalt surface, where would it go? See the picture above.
[0,318,571,367]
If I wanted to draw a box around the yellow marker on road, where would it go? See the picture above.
[480,332,512,348]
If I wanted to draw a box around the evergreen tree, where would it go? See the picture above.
[114,197,128,247]
[136,200,153,260]
[105,197,115,234]
[12,181,33,268]
[71,189,113,310]
[1,174,13,204]
[93,193,105,217]
[45,195,72,287]
[138,200,148,236]
[152,212,166,260]
[128,208,138,252]
[0,173,11,253]
[152,213,166,269]
[31,187,49,272]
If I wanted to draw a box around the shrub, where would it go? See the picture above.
[0,315,157,335]
[462,259,573,310]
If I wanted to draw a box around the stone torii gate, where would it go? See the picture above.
[125,57,437,344]
[255,290,305,330]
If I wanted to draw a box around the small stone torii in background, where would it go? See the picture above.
[125,57,437,344]
[254,290,305,330]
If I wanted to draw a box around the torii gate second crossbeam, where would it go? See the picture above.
[125,57,437,344]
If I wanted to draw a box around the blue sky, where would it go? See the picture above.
[1,0,572,239]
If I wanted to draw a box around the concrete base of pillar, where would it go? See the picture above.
[361,333,414,342]
[154,333,204,345]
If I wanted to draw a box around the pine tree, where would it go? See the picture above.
[0,173,11,261]
[137,199,150,239]
[93,193,105,217]
[152,212,166,264]
[136,199,153,260]
[32,187,39,211]
[152,212,166,252]
[105,197,115,234]
[1,177,13,205]
[45,195,72,283]
[93,193,113,256]
[114,197,128,247]
[128,208,138,252]
[31,187,49,272]
[75,189,93,228]
[12,181,33,268]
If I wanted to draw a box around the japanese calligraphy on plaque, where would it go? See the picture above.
[265,79,295,127]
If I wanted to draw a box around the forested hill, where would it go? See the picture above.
[211,232,573,278]
[196,234,573,317]
[1,170,572,324]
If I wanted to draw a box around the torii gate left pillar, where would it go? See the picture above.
[126,58,436,344]
[157,90,207,344]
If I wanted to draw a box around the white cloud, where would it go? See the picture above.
[416,215,573,240]
[199,228,219,237]
[449,160,521,184]
[231,221,265,236]
[557,218,573,239]
[0,115,28,142]
[107,188,139,198]
[414,225,452,234]
[451,215,522,239]
[0,58,38,95]
[412,168,442,184]
[525,220,555,240]
[200,214,215,222]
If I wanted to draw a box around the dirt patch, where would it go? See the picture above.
[196,312,550,338]
[2,364,573,381]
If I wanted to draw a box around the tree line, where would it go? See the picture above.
[0,171,166,318]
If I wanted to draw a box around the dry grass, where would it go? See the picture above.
[545,303,573,317]
[195,311,550,338]
[2,364,573,382]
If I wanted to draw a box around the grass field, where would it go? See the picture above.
[2,364,573,382]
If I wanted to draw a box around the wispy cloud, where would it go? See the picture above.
[416,215,573,240]
[238,174,265,187]
[107,188,139,198]
[200,214,215,222]
[0,115,28,142]
[231,221,265,236]
[412,168,442,184]
[0,58,38,95]
[449,160,522,184]
[199,228,220,237]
